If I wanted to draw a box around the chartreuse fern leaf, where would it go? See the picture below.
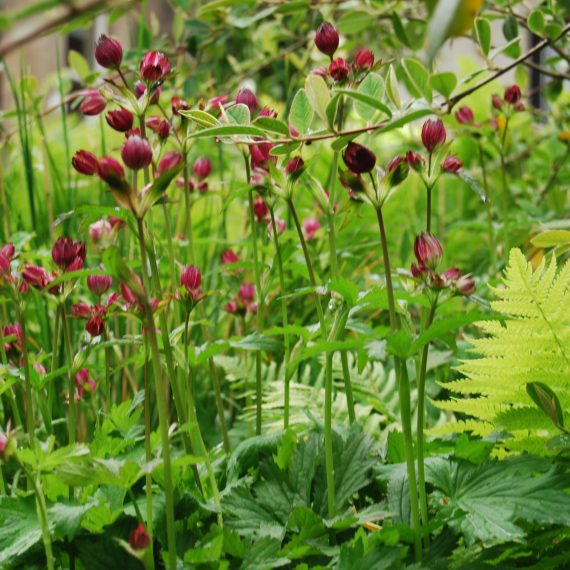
[432,249,570,454]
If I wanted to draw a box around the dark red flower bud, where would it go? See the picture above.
[414,232,443,270]
[106,108,134,132]
[121,136,152,170]
[221,249,238,265]
[72,150,99,176]
[442,267,461,281]
[129,523,150,550]
[0,254,11,276]
[3,323,23,356]
[71,303,91,318]
[405,150,425,171]
[22,264,49,288]
[353,48,374,71]
[79,90,106,116]
[385,155,409,187]
[329,58,350,82]
[342,142,376,174]
[238,283,255,305]
[455,106,474,125]
[315,22,339,56]
[120,282,138,306]
[205,94,228,112]
[109,216,126,230]
[285,156,304,175]
[52,237,80,269]
[134,81,161,104]
[250,143,275,171]
[87,274,112,296]
[441,155,462,173]
[171,96,189,115]
[1,243,15,259]
[491,94,503,110]
[225,300,238,313]
[97,156,125,183]
[303,217,321,240]
[66,257,84,273]
[410,262,428,279]
[86,316,105,337]
[75,368,96,393]
[504,85,521,105]
[259,106,277,118]
[197,181,208,193]
[193,157,212,180]
[180,264,201,294]
[253,198,269,222]
[139,51,171,82]
[421,119,446,153]
[158,151,182,174]
[456,274,475,296]
[235,89,258,113]
[94,34,123,69]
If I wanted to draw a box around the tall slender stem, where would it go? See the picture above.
[269,208,291,428]
[416,299,437,542]
[500,118,510,258]
[19,311,35,448]
[478,142,496,275]
[60,306,75,449]
[244,155,264,435]
[375,207,421,561]
[136,218,177,570]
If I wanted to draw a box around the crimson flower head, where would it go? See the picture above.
[414,232,443,270]
[238,283,255,306]
[129,523,150,550]
[329,58,350,82]
[22,265,49,289]
[343,142,376,174]
[139,51,170,82]
[75,368,96,395]
[171,96,190,115]
[303,217,321,240]
[236,89,258,113]
[79,90,106,116]
[72,150,99,176]
[97,156,125,183]
[146,116,170,139]
[121,136,152,170]
[106,108,134,132]
[455,106,474,125]
[158,151,182,174]
[259,106,277,118]
[285,156,304,176]
[3,323,23,356]
[221,250,238,265]
[1,244,15,260]
[52,238,85,270]
[253,198,269,222]
[86,316,105,337]
[250,143,274,171]
[491,94,503,110]
[315,22,339,56]
[441,155,462,173]
[87,274,112,296]
[94,34,123,69]
[180,265,202,300]
[353,48,374,71]
[504,84,522,105]
[193,157,212,180]
[456,274,476,296]
[421,119,446,153]
[405,150,425,171]
[134,81,161,104]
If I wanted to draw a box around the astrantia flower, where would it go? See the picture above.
[315,22,339,56]
[94,35,123,69]
[353,48,374,71]
[193,157,212,180]
[121,136,152,170]
[79,91,106,116]
[414,232,443,270]
[421,119,446,153]
[329,58,350,82]
[343,142,376,174]
[236,89,258,113]
[139,51,170,82]
[72,150,99,176]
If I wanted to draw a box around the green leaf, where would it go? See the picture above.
[102,247,145,300]
[139,162,184,215]
[531,230,570,248]
[178,109,219,127]
[426,456,570,544]
[189,124,267,139]
[229,332,282,352]
[454,170,489,203]
[355,73,386,121]
[329,277,359,306]
[269,142,302,155]
[526,382,565,431]
[226,103,251,125]
[475,17,491,56]
[401,58,432,103]
[305,75,331,123]
[289,88,314,134]
[0,496,42,567]
[425,0,461,63]
[527,9,545,35]
[68,50,91,80]
[430,71,457,99]
[503,14,519,41]
[385,65,401,110]
[253,116,290,136]
[336,87,391,119]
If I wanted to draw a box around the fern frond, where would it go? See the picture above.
[440,249,570,454]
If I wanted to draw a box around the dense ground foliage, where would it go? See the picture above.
[1,0,570,568]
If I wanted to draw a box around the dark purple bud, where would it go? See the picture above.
[414,232,443,270]
[139,51,171,82]
[285,156,304,176]
[79,90,106,116]
[315,22,339,56]
[72,150,99,176]
[342,142,376,174]
[421,119,446,153]
[193,157,212,180]
[87,274,112,296]
[504,84,522,105]
[106,108,134,132]
[353,48,374,71]
[235,89,258,113]
[121,136,152,170]
[97,156,125,183]
[455,106,474,125]
[94,34,123,69]
[441,155,462,173]
[329,58,350,82]
[158,151,182,174]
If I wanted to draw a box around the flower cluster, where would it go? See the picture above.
[411,233,475,296]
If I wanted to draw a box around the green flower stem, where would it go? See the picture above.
[136,217,177,570]
[268,207,291,428]
[102,327,112,411]
[375,207,421,561]
[183,160,230,452]
[243,154,265,436]
[287,198,336,517]
[18,458,54,570]
[18,310,35,449]
[416,298,438,543]
[142,351,156,569]
[478,142,496,275]
[183,315,221,516]
[0,321,23,428]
